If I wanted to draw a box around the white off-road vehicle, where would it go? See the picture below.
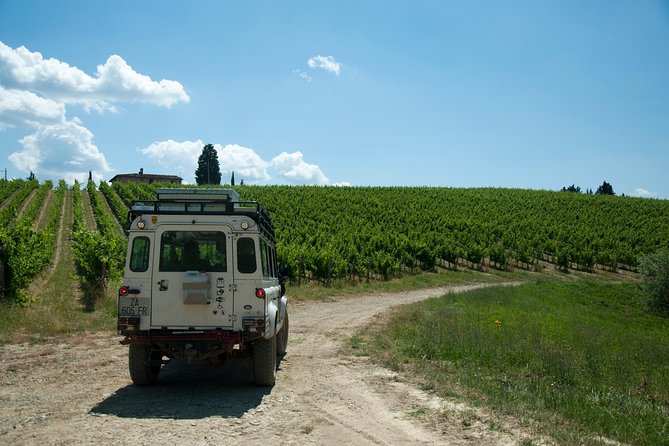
[117,188,288,386]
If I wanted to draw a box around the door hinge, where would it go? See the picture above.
[229,314,237,322]
[228,283,238,292]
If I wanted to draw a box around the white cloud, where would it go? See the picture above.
[139,141,271,184]
[0,41,189,111]
[270,151,329,184]
[218,144,270,183]
[0,40,190,184]
[139,140,335,186]
[631,188,654,198]
[9,119,112,184]
[140,139,207,176]
[93,55,189,108]
[307,55,342,76]
[0,86,65,130]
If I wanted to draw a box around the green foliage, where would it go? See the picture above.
[361,281,669,445]
[0,180,64,305]
[70,181,125,310]
[639,250,669,317]
[17,180,52,225]
[71,180,84,232]
[489,243,508,270]
[0,179,38,224]
[596,180,615,196]
[0,224,51,304]
[556,248,571,272]
[0,179,25,204]
[112,184,669,281]
[71,228,125,282]
[98,180,129,230]
[561,184,581,193]
[195,143,222,185]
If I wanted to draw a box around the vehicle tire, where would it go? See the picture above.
[129,343,161,386]
[253,334,277,386]
[277,310,289,356]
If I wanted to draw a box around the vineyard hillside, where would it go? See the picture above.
[3,181,668,304]
[114,183,669,282]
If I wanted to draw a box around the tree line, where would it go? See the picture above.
[561,180,615,195]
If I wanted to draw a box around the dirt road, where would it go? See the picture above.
[0,283,539,446]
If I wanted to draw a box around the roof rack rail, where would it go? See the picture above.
[126,188,275,243]
[156,188,240,202]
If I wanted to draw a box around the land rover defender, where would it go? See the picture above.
[117,188,288,386]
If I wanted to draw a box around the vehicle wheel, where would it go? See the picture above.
[253,334,277,386]
[129,343,161,386]
[277,310,289,356]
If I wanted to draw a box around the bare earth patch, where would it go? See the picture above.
[0,284,546,445]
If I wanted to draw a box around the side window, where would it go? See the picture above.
[237,237,257,274]
[130,237,150,272]
[270,246,277,278]
[268,245,276,278]
[260,239,270,278]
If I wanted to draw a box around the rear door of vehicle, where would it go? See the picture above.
[151,225,235,328]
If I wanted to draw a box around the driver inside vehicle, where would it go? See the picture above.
[183,240,206,270]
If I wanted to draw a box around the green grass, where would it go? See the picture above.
[356,279,669,445]
[286,267,533,301]
[0,251,118,343]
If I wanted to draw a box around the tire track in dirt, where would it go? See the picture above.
[33,191,54,230]
[15,189,37,221]
[0,282,545,446]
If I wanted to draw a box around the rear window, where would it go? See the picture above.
[159,231,227,272]
[237,237,257,274]
[129,237,150,272]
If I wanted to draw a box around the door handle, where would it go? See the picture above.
[158,279,169,291]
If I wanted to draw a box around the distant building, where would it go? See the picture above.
[109,168,182,185]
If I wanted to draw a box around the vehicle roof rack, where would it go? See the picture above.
[127,188,275,243]
[156,188,240,202]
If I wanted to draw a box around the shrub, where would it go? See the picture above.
[639,250,669,317]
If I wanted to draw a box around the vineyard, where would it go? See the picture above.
[117,183,669,282]
[0,179,64,304]
[1,179,668,304]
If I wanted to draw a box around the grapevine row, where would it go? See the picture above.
[0,180,38,225]
[98,180,129,230]
[0,179,24,205]
[17,180,53,226]
[0,180,65,304]
[70,181,126,307]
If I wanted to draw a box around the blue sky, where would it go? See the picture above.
[0,1,667,198]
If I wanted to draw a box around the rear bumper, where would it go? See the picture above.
[120,329,261,346]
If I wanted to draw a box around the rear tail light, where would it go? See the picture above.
[255,288,266,299]
[119,286,140,296]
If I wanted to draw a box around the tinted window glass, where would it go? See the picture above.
[260,239,270,278]
[237,237,257,274]
[270,246,277,277]
[159,231,227,272]
[130,237,150,272]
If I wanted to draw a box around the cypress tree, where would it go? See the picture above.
[195,144,222,185]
